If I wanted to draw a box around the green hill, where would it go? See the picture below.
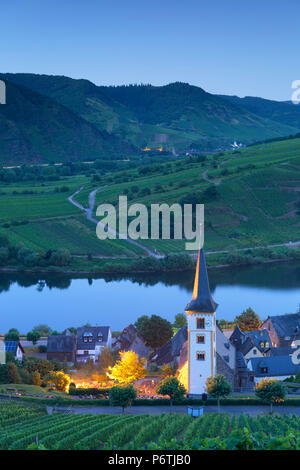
[88,136,300,255]
[3,74,299,153]
[0,136,299,271]
[0,76,135,163]
[219,94,300,129]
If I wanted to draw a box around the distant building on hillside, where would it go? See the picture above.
[76,326,112,363]
[261,313,300,348]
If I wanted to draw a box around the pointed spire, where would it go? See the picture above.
[185,248,218,313]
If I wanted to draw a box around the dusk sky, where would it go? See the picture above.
[2,0,300,100]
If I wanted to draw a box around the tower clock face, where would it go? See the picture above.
[205,317,213,328]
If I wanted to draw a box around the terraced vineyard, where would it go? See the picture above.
[1,402,300,450]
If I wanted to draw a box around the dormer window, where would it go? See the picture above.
[83,332,93,343]
[97,333,103,342]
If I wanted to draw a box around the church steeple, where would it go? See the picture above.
[185,248,218,313]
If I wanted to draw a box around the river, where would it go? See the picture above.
[0,260,300,333]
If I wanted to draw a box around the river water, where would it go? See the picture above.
[0,260,300,333]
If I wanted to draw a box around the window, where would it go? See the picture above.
[196,335,205,344]
[196,318,205,329]
[265,341,269,348]
[253,349,257,355]
[196,352,205,361]
[260,342,264,348]
[261,367,268,374]
[97,334,103,342]
[84,350,89,355]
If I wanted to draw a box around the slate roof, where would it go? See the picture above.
[268,313,300,338]
[230,327,271,354]
[268,346,295,357]
[115,325,149,359]
[77,326,110,350]
[47,334,76,353]
[237,351,247,368]
[185,248,218,313]
[150,326,188,366]
[248,355,299,377]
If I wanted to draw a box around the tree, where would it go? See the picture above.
[234,308,261,331]
[255,378,286,413]
[33,325,52,337]
[156,377,186,410]
[27,331,41,345]
[173,313,187,329]
[7,363,21,384]
[135,315,173,349]
[5,328,20,342]
[109,385,137,413]
[107,351,147,385]
[161,364,176,377]
[97,347,116,375]
[205,375,232,413]
[44,370,71,392]
[31,371,42,386]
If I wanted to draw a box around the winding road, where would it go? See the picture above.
[68,187,300,260]
[68,186,162,258]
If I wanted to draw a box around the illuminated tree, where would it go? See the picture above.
[106,350,147,385]
[255,378,286,413]
[45,370,71,392]
[161,364,175,377]
[31,371,42,386]
[205,374,232,413]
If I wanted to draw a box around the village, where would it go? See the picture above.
[2,248,300,401]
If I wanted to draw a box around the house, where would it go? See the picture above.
[248,355,299,382]
[4,341,24,361]
[150,326,188,367]
[76,326,112,363]
[47,330,76,363]
[113,325,149,360]
[261,313,300,348]
[230,326,271,361]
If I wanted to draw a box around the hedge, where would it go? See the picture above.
[4,395,300,408]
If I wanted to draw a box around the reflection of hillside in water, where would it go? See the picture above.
[0,260,299,295]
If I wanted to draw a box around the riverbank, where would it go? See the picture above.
[0,244,299,275]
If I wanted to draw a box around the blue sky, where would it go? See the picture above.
[1,0,299,100]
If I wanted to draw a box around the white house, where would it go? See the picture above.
[4,341,24,361]
[76,326,112,363]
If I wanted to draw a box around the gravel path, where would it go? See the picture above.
[51,404,300,417]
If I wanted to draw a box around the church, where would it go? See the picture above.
[160,246,255,395]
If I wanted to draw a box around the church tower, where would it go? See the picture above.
[185,248,218,396]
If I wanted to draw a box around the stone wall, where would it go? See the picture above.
[216,352,235,389]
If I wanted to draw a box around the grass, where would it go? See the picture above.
[0,383,68,397]
[1,137,300,267]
